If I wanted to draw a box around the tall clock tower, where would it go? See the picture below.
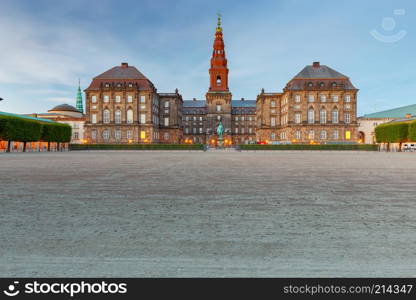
[206,14,232,135]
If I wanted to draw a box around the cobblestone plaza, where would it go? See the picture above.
[1,151,415,277]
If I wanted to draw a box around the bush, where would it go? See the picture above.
[70,144,204,151]
[375,122,409,143]
[408,121,416,142]
[0,115,42,142]
[239,144,378,151]
[41,123,72,143]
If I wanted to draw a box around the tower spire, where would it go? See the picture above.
[76,79,84,113]
[209,14,229,92]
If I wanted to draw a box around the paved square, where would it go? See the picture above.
[1,151,415,277]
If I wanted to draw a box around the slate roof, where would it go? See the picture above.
[48,104,80,113]
[231,100,256,107]
[183,100,206,107]
[293,65,348,79]
[361,104,416,119]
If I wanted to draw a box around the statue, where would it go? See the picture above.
[216,119,224,148]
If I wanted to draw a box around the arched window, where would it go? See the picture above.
[320,109,327,124]
[332,109,339,123]
[216,76,221,86]
[127,109,133,124]
[115,110,121,124]
[308,109,315,124]
[103,109,110,124]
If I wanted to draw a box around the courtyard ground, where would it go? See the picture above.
[0,151,415,277]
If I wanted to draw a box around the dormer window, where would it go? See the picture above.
[320,82,325,87]
[105,83,110,88]
[308,82,313,87]
[332,82,337,87]
[117,83,122,88]
[128,83,133,88]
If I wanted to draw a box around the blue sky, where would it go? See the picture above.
[0,0,414,115]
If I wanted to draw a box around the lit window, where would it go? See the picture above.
[140,131,146,139]
[115,110,121,124]
[345,131,351,140]
[127,109,133,124]
[320,110,327,124]
[103,110,110,124]
[308,109,315,124]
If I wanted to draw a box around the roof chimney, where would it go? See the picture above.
[121,62,128,68]
[313,61,320,68]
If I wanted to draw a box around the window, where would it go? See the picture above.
[235,128,238,134]
[295,113,301,124]
[332,110,339,123]
[320,110,327,124]
[91,114,97,124]
[308,82,313,87]
[127,109,133,124]
[235,117,239,121]
[249,128,252,134]
[91,96,97,103]
[216,104,222,112]
[164,101,169,108]
[115,110,121,124]
[295,95,301,103]
[216,76,221,86]
[320,95,326,102]
[128,83,133,88]
[140,113,146,124]
[127,95,133,103]
[164,132,169,140]
[73,132,79,139]
[104,95,109,103]
[271,132,276,140]
[271,117,276,127]
[103,130,110,140]
[308,109,315,124]
[345,131,351,140]
[308,94,315,102]
[185,128,189,134]
[199,127,203,134]
[308,130,315,140]
[164,117,169,127]
[241,128,245,134]
[103,110,110,123]
[332,95,338,102]
[199,116,203,121]
[115,130,121,140]
[345,95,351,102]
[115,95,121,103]
[271,100,276,108]
[333,130,339,140]
[320,82,325,87]
[320,130,327,140]
[140,131,146,140]
[295,130,301,140]
[217,115,221,120]
[344,113,351,124]
[332,82,337,87]
[193,128,196,134]
[127,130,132,139]
[140,96,146,103]
[91,130,97,139]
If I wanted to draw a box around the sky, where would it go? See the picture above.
[0,0,414,116]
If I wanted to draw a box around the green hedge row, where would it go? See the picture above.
[239,144,378,151]
[375,122,410,143]
[0,115,71,143]
[408,121,416,142]
[70,144,204,151]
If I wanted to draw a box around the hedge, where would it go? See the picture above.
[375,122,409,143]
[408,120,416,142]
[0,114,71,143]
[41,122,72,143]
[239,144,378,151]
[0,115,42,142]
[70,144,204,151]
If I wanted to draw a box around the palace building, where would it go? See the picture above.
[83,16,358,145]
